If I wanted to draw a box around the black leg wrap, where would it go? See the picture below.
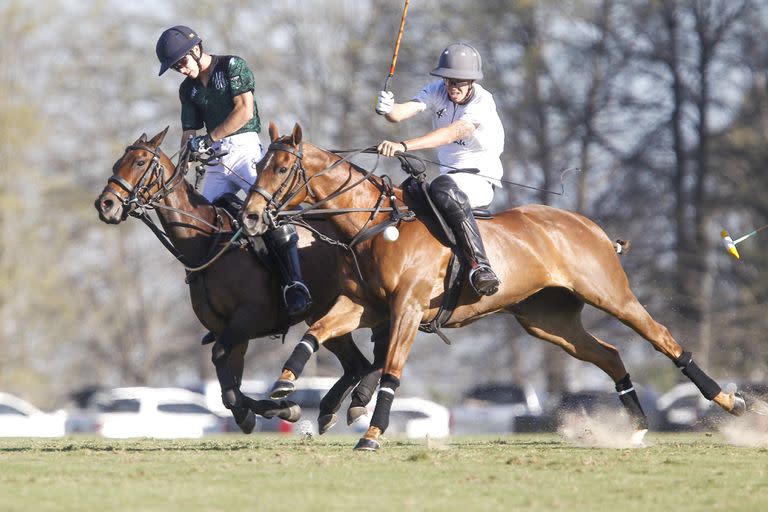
[350,368,382,408]
[675,351,721,400]
[319,373,359,415]
[615,374,648,430]
[283,333,319,378]
[211,342,239,392]
[370,374,400,433]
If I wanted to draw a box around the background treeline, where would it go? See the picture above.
[1,0,767,407]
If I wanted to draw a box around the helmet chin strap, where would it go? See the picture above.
[190,44,205,73]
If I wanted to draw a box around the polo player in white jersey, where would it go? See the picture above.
[376,42,504,296]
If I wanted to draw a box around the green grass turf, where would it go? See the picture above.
[0,434,765,512]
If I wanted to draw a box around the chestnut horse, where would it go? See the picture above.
[95,127,385,434]
[241,122,754,451]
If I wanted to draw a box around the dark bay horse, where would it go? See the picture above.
[95,127,384,434]
[241,122,756,450]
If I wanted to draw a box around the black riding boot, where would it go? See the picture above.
[263,224,313,316]
[430,175,500,296]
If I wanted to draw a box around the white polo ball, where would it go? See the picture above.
[383,225,400,242]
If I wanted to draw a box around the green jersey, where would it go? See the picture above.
[179,55,261,135]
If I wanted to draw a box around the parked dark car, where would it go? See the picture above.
[450,383,544,434]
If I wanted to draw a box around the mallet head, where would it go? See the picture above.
[721,230,740,260]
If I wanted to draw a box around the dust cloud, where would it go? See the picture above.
[557,411,648,449]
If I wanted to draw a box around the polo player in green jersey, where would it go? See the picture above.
[156,25,312,318]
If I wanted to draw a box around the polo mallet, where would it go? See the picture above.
[721,223,768,259]
[375,0,409,113]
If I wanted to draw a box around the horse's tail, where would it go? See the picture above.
[615,239,630,255]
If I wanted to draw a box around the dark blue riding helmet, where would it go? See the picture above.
[156,25,202,76]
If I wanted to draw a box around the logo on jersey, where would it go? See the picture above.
[436,108,446,118]
[213,71,226,90]
[454,140,466,147]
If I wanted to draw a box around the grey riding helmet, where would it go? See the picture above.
[156,25,202,76]
[430,43,483,80]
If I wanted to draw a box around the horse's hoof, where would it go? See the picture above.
[277,401,302,423]
[353,438,380,451]
[347,406,368,425]
[630,428,648,447]
[237,409,256,434]
[269,380,295,399]
[318,414,337,435]
[731,393,747,416]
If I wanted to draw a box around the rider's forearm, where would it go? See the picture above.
[403,120,475,151]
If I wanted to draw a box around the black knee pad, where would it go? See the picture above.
[265,223,299,248]
[429,175,469,214]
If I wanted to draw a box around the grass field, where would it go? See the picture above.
[1,433,766,512]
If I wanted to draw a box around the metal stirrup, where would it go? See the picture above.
[282,281,311,305]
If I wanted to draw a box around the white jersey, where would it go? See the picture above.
[413,81,505,187]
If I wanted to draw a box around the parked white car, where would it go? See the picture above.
[89,387,225,439]
[0,392,66,437]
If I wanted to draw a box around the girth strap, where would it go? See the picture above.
[418,252,466,345]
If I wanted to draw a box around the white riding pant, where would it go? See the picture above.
[201,131,263,202]
[444,172,495,208]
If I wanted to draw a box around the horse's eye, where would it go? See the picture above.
[136,160,146,167]
[278,166,289,174]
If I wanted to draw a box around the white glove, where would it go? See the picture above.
[375,90,395,115]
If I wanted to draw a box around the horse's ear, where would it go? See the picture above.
[291,123,302,146]
[149,126,170,147]
[135,133,148,144]
[268,121,279,142]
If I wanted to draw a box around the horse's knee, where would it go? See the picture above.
[221,387,242,410]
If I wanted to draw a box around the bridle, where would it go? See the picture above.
[106,142,241,273]
[107,142,187,217]
[247,140,314,226]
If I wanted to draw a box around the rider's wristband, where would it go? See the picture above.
[399,141,408,152]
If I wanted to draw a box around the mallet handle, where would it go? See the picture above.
[383,0,410,91]
[734,223,768,244]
